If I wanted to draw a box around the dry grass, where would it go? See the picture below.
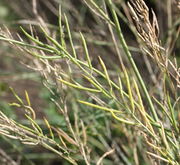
[128,0,179,88]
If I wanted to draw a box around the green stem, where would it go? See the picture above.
[107,0,159,122]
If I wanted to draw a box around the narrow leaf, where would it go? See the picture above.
[44,117,54,140]
[25,90,31,106]
[98,56,112,93]
[59,79,101,93]
[80,32,92,70]
[78,100,120,113]
[65,14,77,58]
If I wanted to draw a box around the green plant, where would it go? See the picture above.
[0,0,179,164]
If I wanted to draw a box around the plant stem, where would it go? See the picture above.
[107,0,159,122]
